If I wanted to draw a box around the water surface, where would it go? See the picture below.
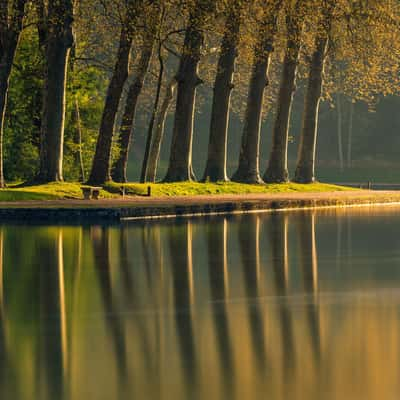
[1,207,400,400]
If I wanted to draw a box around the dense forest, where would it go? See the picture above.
[1,0,400,186]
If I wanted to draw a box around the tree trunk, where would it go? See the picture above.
[337,93,344,171]
[0,48,15,188]
[202,10,241,182]
[264,12,302,183]
[231,4,280,184]
[111,38,155,183]
[294,36,328,183]
[163,5,207,182]
[146,78,177,182]
[0,0,27,187]
[231,59,270,183]
[140,48,164,183]
[72,97,85,181]
[39,44,70,182]
[37,0,74,183]
[87,28,133,185]
[347,100,354,168]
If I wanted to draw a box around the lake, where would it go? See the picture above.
[1,207,400,400]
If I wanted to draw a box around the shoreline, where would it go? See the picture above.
[0,190,400,222]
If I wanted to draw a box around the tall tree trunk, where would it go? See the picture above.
[87,27,133,185]
[202,9,241,182]
[140,47,164,183]
[337,93,344,171]
[111,36,155,183]
[72,97,85,181]
[264,8,302,183]
[0,0,27,187]
[163,2,212,182]
[0,49,15,188]
[231,5,280,184]
[231,58,270,184]
[347,100,354,168]
[37,0,74,183]
[294,36,328,183]
[146,78,177,182]
[70,45,85,182]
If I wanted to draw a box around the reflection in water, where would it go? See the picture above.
[37,229,66,400]
[207,218,235,397]
[269,213,295,375]
[0,227,11,399]
[297,213,321,368]
[2,209,400,399]
[239,216,268,374]
[91,227,127,382]
[168,221,197,395]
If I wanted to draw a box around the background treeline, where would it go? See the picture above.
[2,0,400,186]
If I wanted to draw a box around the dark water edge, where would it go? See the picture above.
[2,207,400,399]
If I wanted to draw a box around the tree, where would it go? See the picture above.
[294,1,334,183]
[87,0,141,185]
[36,0,75,183]
[202,0,242,182]
[112,6,159,183]
[70,46,85,181]
[231,0,282,184]
[163,0,215,182]
[145,77,177,182]
[264,0,304,183]
[0,0,28,187]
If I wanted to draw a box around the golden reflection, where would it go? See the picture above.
[207,217,235,398]
[57,229,68,376]
[169,221,197,394]
[223,218,229,295]
[0,228,3,314]
[283,215,289,286]
[311,213,318,292]
[4,213,400,400]
[297,212,319,293]
[0,226,8,398]
[255,216,261,284]
[269,213,295,375]
[187,221,195,305]
[91,227,127,379]
[336,214,342,270]
[297,212,321,368]
[239,215,267,373]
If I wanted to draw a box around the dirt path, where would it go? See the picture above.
[2,190,400,208]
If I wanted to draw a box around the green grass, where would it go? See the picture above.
[105,181,356,197]
[0,181,355,202]
[0,182,115,201]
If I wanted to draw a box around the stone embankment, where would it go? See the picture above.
[1,190,400,222]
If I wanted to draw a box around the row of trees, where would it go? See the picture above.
[1,0,399,187]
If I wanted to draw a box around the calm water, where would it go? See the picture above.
[2,207,400,400]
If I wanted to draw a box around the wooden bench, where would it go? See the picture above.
[81,186,102,200]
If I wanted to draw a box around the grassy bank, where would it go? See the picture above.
[106,181,355,197]
[0,182,113,201]
[0,181,355,202]
[0,182,352,201]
